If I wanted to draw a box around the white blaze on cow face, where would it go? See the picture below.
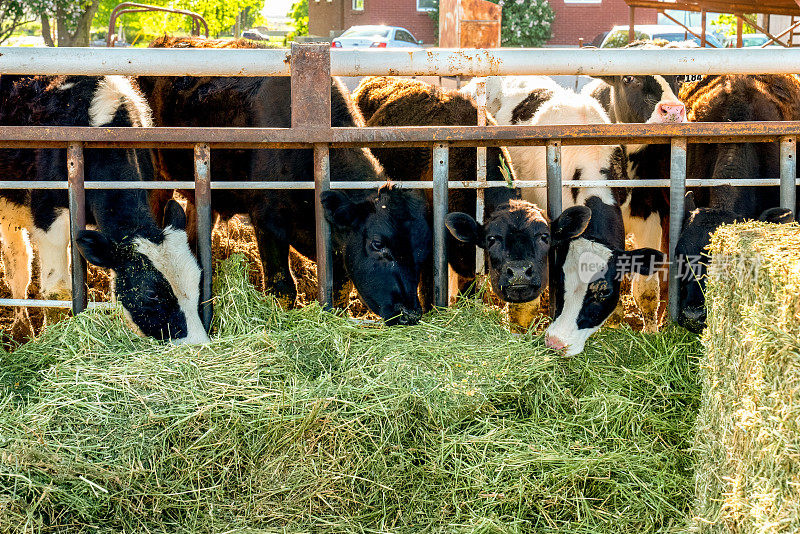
[546,238,614,356]
[647,75,687,124]
[133,227,209,345]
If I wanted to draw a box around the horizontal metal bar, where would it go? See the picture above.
[0,298,111,309]
[0,123,797,149]
[0,178,793,191]
[3,47,800,77]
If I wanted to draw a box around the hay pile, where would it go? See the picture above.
[694,221,800,533]
[0,254,700,533]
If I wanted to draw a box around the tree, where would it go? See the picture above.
[289,0,308,36]
[711,13,755,38]
[32,0,101,46]
[428,0,554,47]
[0,0,34,45]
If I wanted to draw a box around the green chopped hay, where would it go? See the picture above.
[695,222,800,533]
[0,255,701,533]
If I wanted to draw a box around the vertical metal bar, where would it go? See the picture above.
[629,7,635,43]
[67,142,87,315]
[291,42,332,308]
[194,143,213,332]
[668,137,688,321]
[433,143,449,308]
[780,135,796,212]
[546,140,562,318]
[475,78,487,275]
[314,144,333,305]
[701,10,707,47]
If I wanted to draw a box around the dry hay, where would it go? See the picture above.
[694,221,800,533]
[0,254,701,533]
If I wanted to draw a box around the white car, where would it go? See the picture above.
[331,25,423,49]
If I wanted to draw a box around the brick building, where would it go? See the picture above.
[308,0,658,46]
[548,0,657,46]
[309,0,439,43]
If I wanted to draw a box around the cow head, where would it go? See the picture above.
[598,73,686,124]
[545,198,664,356]
[446,199,550,303]
[676,192,793,333]
[76,200,210,345]
[322,186,431,326]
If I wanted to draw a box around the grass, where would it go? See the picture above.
[695,221,800,534]
[0,255,702,533]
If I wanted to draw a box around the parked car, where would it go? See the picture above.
[724,33,774,47]
[331,25,423,48]
[600,24,724,48]
[242,28,269,41]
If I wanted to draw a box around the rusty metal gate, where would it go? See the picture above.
[0,45,797,331]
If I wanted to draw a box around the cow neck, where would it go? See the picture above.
[89,189,163,244]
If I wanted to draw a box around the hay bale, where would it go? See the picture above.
[0,255,701,533]
[694,222,800,533]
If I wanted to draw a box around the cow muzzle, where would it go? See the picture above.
[651,100,687,124]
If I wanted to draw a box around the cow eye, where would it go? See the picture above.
[622,75,635,85]
[540,234,550,244]
[369,239,385,252]
[486,235,500,246]
[589,281,612,299]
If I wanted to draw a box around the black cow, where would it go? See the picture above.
[0,75,208,343]
[139,36,430,326]
[676,192,793,333]
[352,76,551,328]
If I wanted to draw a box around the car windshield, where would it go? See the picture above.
[342,27,390,38]
[742,35,768,46]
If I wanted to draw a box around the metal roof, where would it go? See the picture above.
[624,0,800,17]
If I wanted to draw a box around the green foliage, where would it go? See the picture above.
[601,30,649,48]
[427,0,554,47]
[710,13,756,38]
[0,0,33,44]
[289,0,308,36]
[0,255,702,533]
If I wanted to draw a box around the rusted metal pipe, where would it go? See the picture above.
[780,136,796,212]
[194,143,213,332]
[475,78,487,275]
[546,140,562,318]
[67,142,87,315]
[433,143,450,308]
[668,137,688,321]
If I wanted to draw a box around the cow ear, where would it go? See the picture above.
[76,230,118,269]
[551,206,591,242]
[321,191,370,230]
[445,212,483,247]
[684,191,697,215]
[616,248,664,276]
[759,207,794,224]
[163,199,187,230]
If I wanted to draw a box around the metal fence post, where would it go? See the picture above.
[433,143,450,307]
[475,78,487,275]
[291,42,332,307]
[668,137,688,321]
[67,142,88,315]
[194,143,213,331]
[780,135,796,212]
[546,140,562,318]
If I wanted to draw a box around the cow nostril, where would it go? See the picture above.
[525,267,533,278]
[507,268,514,277]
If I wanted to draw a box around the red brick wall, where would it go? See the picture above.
[309,0,437,43]
[547,0,657,46]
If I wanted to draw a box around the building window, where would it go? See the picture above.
[353,0,364,10]
[417,0,436,11]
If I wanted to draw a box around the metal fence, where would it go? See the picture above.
[0,45,798,331]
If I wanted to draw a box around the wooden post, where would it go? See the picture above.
[701,10,707,47]
[629,6,636,44]
[736,16,744,48]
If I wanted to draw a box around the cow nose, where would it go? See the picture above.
[395,306,421,326]
[505,262,535,284]
[656,101,686,123]
[682,306,706,329]
[545,334,566,351]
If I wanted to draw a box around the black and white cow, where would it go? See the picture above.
[139,36,431,327]
[675,191,793,333]
[497,85,664,354]
[0,75,208,343]
[583,41,691,332]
